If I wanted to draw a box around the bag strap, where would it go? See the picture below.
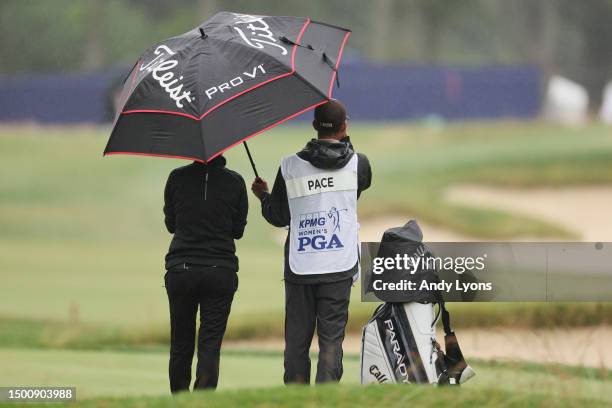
[437,294,453,335]
[441,302,452,335]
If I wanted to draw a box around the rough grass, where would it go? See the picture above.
[41,385,611,408]
[1,122,612,341]
[2,302,612,350]
[2,348,610,404]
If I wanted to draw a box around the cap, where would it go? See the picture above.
[314,99,348,132]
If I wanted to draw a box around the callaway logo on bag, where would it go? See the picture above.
[369,365,389,383]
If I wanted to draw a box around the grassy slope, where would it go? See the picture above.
[1,123,612,341]
[2,302,612,351]
[22,385,611,408]
[1,348,610,404]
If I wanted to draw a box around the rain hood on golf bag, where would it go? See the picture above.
[360,220,475,385]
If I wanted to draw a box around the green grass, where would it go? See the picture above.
[2,303,612,351]
[0,347,609,406]
[72,385,610,408]
[1,122,612,342]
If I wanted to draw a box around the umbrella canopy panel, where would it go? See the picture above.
[104,12,350,162]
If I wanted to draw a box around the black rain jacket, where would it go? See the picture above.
[164,156,248,271]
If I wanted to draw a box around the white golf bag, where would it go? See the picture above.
[360,301,475,385]
[361,220,476,385]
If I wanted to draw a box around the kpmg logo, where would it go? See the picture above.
[232,13,288,55]
[140,45,193,109]
[296,208,347,252]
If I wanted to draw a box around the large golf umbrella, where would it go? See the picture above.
[104,12,350,173]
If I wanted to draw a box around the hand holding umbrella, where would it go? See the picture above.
[251,177,269,200]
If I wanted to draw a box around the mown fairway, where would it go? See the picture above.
[2,348,610,405]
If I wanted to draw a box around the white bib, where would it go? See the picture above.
[281,153,359,275]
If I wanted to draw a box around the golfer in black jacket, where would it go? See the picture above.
[163,156,247,393]
[251,100,371,384]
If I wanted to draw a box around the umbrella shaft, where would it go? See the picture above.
[243,141,259,178]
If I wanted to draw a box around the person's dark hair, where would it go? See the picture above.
[313,99,347,136]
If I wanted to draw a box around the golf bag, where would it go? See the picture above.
[360,301,475,385]
[360,220,475,385]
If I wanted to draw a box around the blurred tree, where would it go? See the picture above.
[0,0,611,109]
[417,0,471,63]
[369,0,394,61]
[0,0,86,73]
[83,0,107,69]
[558,0,612,106]
[128,0,199,20]
[198,0,218,20]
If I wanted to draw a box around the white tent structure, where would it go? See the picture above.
[543,75,589,126]
[599,81,612,125]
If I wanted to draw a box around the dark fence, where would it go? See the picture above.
[0,64,540,124]
[0,70,122,124]
[336,64,540,121]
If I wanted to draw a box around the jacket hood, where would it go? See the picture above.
[195,155,226,168]
[297,137,354,169]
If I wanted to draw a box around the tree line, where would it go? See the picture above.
[1,0,611,105]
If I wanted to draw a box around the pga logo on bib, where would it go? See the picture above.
[296,207,347,252]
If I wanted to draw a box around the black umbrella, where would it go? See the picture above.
[103,12,350,175]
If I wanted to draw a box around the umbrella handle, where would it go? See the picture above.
[243,141,259,178]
